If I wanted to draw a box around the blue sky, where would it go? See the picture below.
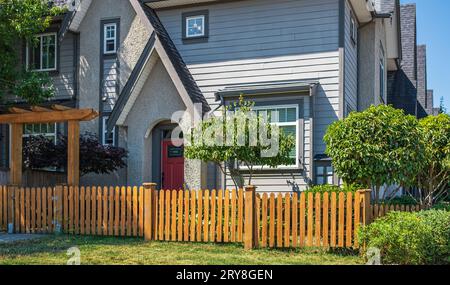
[400,0,450,111]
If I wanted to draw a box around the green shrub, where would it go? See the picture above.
[382,195,418,205]
[433,201,450,211]
[305,183,362,194]
[360,210,450,265]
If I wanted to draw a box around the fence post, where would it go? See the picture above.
[143,183,157,241]
[244,185,258,250]
[54,185,63,234]
[7,185,16,234]
[357,189,372,226]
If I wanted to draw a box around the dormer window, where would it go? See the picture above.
[182,10,209,42]
[104,23,117,54]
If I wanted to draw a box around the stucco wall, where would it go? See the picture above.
[77,0,150,186]
[123,58,187,186]
[78,0,150,135]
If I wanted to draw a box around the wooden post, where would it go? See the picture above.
[357,189,372,226]
[244,185,258,250]
[10,123,23,186]
[54,185,63,233]
[143,183,157,241]
[67,121,80,186]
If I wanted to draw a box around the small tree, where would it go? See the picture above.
[23,133,127,176]
[416,114,450,207]
[185,97,296,189]
[324,105,425,202]
[0,0,66,103]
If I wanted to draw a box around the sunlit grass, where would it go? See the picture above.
[0,235,363,265]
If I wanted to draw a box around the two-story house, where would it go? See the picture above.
[3,0,424,193]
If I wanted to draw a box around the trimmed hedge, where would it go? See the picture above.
[360,210,450,265]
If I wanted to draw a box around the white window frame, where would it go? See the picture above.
[102,116,116,146]
[26,33,58,72]
[185,15,205,38]
[251,104,300,169]
[23,123,58,144]
[103,23,117,55]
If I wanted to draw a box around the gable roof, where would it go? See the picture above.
[139,2,210,113]
[106,0,210,131]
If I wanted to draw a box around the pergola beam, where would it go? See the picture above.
[31,106,52,112]
[8,107,31,114]
[0,108,99,124]
[51,104,72,111]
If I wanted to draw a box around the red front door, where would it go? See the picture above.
[161,140,184,190]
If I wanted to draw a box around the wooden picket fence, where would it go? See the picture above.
[371,203,425,219]
[0,185,146,236]
[0,184,425,249]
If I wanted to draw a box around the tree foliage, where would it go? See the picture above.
[185,97,296,188]
[323,105,425,201]
[23,133,128,176]
[0,0,64,102]
[416,114,450,206]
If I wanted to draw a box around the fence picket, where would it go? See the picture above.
[25,188,30,233]
[322,192,329,247]
[189,190,196,242]
[230,189,236,242]
[299,193,306,247]
[127,187,132,237]
[197,190,203,242]
[31,188,36,233]
[261,193,268,248]
[184,190,190,241]
[217,190,223,242]
[210,190,216,242]
[237,189,244,242]
[86,187,91,235]
[277,193,283,248]
[315,193,321,247]
[165,190,171,241]
[284,194,291,247]
[97,187,103,236]
[306,192,313,247]
[74,186,79,234]
[353,191,361,248]
[171,190,177,241]
[80,187,85,235]
[223,189,230,243]
[346,192,353,247]
[110,187,115,236]
[92,186,97,235]
[338,192,345,247]
[41,187,47,233]
[330,192,337,247]
[269,193,275,248]
[178,190,183,241]
[203,190,210,242]
[20,188,25,233]
[292,193,298,248]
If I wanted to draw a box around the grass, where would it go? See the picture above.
[0,235,364,265]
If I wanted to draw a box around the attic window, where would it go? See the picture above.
[182,10,209,42]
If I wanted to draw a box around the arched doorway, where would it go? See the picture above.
[151,122,184,190]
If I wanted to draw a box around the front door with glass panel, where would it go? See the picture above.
[161,140,184,190]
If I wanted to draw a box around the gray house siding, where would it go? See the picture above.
[344,0,358,115]
[52,31,77,100]
[157,0,341,191]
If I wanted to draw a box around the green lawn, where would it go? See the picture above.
[0,236,363,265]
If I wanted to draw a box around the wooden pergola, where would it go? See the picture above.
[0,105,99,186]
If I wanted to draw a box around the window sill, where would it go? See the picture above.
[182,36,209,44]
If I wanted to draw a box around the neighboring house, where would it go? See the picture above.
[0,0,436,192]
[387,3,434,119]
[0,0,80,173]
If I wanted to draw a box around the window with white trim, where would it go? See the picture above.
[103,23,117,54]
[186,15,205,38]
[27,33,57,71]
[102,116,116,146]
[23,123,58,144]
[315,163,334,185]
[253,105,299,167]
